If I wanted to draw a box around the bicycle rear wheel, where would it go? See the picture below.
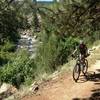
[73,63,80,82]
[82,59,88,74]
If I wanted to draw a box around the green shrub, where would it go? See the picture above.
[53,37,79,66]
[0,40,16,52]
[0,40,16,66]
[0,50,36,88]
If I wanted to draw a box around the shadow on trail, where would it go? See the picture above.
[73,69,100,100]
[76,71,99,83]
[86,71,100,82]
[76,76,87,83]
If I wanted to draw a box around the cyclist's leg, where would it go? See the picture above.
[79,53,82,60]
[80,54,85,70]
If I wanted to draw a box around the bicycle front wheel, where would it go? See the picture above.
[73,63,80,82]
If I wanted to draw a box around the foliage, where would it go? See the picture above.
[0,40,16,66]
[0,0,30,66]
[0,40,16,52]
[0,50,36,88]
[0,0,30,43]
[41,0,100,38]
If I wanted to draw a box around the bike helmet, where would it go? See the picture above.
[79,40,84,44]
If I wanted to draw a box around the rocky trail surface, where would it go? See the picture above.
[21,45,100,100]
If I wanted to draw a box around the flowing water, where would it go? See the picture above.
[17,34,40,59]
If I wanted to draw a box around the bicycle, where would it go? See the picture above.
[72,54,88,82]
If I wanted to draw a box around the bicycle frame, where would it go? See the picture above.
[76,55,86,69]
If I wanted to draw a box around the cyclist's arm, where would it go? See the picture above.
[72,46,78,57]
[72,49,77,55]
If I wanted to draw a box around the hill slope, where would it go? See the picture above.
[21,45,100,100]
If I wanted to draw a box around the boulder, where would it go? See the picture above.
[29,81,39,94]
[0,83,17,99]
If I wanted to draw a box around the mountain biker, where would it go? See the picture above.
[72,40,88,59]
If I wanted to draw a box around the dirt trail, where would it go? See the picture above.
[22,47,100,100]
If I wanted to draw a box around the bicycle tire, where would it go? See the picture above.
[82,59,88,74]
[73,63,80,82]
